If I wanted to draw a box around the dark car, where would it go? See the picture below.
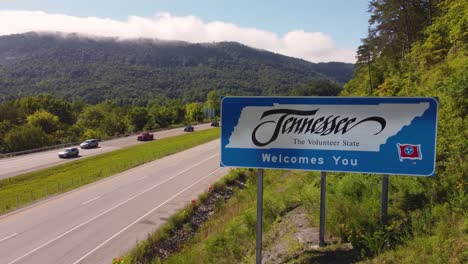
[80,139,99,149]
[137,132,154,141]
[184,125,195,132]
[210,121,220,127]
[58,147,79,158]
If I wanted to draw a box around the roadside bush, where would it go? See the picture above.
[81,128,106,140]
[3,124,54,152]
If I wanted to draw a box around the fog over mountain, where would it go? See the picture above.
[0,32,353,104]
[0,10,356,63]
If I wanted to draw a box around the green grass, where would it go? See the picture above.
[111,162,467,264]
[0,128,220,215]
[359,204,468,264]
[121,168,467,264]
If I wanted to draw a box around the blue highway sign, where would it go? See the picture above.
[221,97,438,176]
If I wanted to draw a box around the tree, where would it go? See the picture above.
[76,106,106,131]
[185,102,204,122]
[96,101,128,135]
[127,107,149,132]
[3,125,53,152]
[0,101,22,124]
[0,120,14,152]
[165,99,185,124]
[288,79,342,96]
[18,94,75,124]
[26,110,60,134]
[204,90,221,117]
[367,0,439,59]
[146,105,164,130]
[101,113,128,136]
[356,42,375,94]
[81,128,106,141]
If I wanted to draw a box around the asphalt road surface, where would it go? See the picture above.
[0,139,228,264]
[0,123,213,179]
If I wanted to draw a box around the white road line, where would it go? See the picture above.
[6,153,219,264]
[81,196,101,205]
[136,176,147,181]
[0,233,17,243]
[72,167,223,264]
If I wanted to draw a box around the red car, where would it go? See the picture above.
[137,132,154,141]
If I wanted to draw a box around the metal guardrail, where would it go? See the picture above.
[0,122,209,159]
[0,142,81,159]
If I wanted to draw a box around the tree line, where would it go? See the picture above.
[0,91,221,153]
[0,77,342,153]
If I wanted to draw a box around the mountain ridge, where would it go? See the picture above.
[0,32,353,104]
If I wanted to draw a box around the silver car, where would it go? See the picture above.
[58,147,79,158]
[80,139,99,149]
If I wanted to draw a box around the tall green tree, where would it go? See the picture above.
[127,107,149,132]
[18,94,75,124]
[204,90,221,117]
[26,110,60,134]
[368,0,439,57]
[185,102,204,122]
[96,101,128,135]
[341,0,467,258]
[76,106,106,131]
[165,99,185,124]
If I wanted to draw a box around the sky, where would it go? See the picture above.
[0,0,371,63]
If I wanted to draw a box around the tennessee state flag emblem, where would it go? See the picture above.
[397,143,422,161]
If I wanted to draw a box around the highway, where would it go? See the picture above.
[0,139,227,264]
[0,123,212,179]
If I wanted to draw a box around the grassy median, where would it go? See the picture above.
[0,128,220,215]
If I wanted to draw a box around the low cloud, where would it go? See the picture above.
[0,10,356,63]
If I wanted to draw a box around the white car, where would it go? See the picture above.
[58,147,79,158]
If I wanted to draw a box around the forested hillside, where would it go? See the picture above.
[0,33,352,104]
[339,0,467,261]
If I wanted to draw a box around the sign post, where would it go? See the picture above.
[319,171,327,246]
[256,169,264,264]
[204,107,216,119]
[220,96,438,263]
[381,174,389,223]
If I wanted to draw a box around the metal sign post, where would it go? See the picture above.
[256,169,264,264]
[381,174,389,223]
[319,171,327,246]
[204,108,216,119]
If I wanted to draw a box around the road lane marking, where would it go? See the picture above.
[6,153,219,264]
[0,233,17,243]
[72,167,223,264]
[82,196,101,205]
[136,176,147,181]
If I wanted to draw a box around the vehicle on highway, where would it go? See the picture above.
[80,139,99,149]
[184,124,195,132]
[210,121,220,127]
[58,147,79,158]
[137,132,154,141]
